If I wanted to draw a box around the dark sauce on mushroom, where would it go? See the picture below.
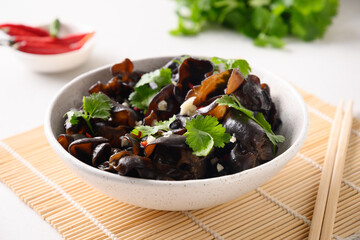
[58,56,282,180]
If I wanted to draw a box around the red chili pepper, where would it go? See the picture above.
[85,132,92,138]
[0,23,49,36]
[58,32,94,44]
[136,131,142,138]
[140,141,148,147]
[188,82,194,88]
[16,32,94,54]
[12,35,57,44]
[13,32,94,45]
[16,41,75,54]
[68,32,94,48]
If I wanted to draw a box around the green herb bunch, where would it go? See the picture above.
[171,0,339,48]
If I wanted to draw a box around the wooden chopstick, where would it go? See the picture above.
[308,101,344,240]
[320,100,353,240]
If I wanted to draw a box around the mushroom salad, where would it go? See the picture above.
[58,56,285,180]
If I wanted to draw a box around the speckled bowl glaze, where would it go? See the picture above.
[44,56,309,211]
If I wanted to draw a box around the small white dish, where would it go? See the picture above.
[44,56,309,210]
[12,21,95,73]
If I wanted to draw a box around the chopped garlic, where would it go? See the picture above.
[163,131,173,137]
[217,163,224,172]
[122,101,130,107]
[146,135,156,144]
[158,100,168,111]
[180,97,197,116]
[230,134,236,143]
[210,157,219,165]
[135,120,143,126]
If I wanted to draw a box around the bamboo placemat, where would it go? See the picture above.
[0,91,359,240]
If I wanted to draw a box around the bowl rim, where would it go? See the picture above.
[44,56,309,187]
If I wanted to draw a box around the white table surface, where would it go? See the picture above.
[0,0,359,239]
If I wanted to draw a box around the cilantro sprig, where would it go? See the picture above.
[131,115,177,139]
[129,68,172,111]
[171,0,338,48]
[217,95,285,148]
[185,115,231,156]
[211,57,251,77]
[65,93,113,133]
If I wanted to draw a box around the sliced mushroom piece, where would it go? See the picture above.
[191,69,232,107]
[197,98,229,120]
[222,109,273,162]
[226,68,245,95]
[68,137,108,165]
[57,134,74,150]
[176,148,207,179]
[95,125,131,148]
[110,153,153,176]
[64,111,89,135]
[108,150,131,169]
[88,77,133,100]
[144,135,187,157]
[169,115,188,130]
[109,102,138,127]
[145,84,180,121]
[227,143,257,173]
[92,143,112,167]
[144,110,157,126]
[122,133,141,155]
[111,58,134,77]
[177,57,214,96]
[145,84,181,123]
[233,74,272,116]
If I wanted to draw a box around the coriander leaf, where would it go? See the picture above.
[135,68,172,88]
[217,95,285,147]
[131,115,177,138]
[129,68,172,111]
[187,130,214,156]
[129,85,158,110]
[64,92,113,134]
[83,93,113,120]
[131,125,158,138]
[185,115,231,156]
[49,18,61,38]
[65,110,83,125]
[211,57,251,77]
[216,95,253,117]
[155,115,177,130]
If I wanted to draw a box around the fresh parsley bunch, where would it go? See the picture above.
[171,0,338,48]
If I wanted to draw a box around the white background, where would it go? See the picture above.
[0,0,359,239]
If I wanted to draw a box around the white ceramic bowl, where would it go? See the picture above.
[12,21,95,73]
[45,56,309,211]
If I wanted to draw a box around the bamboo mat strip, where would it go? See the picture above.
[0,91,359,239]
